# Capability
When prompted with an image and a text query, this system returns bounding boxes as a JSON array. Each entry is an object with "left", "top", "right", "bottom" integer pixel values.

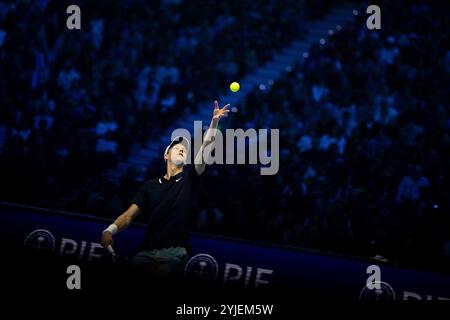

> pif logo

[
  {"left": 24, "top": 229, "right": 55, "bottom": 253},
  {"left": 184, "top": 253, "right": 273, "bottom": 288}
]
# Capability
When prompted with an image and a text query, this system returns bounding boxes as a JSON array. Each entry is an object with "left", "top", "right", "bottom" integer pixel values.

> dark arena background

[{"left": 1, "top": 0, "right": 450, "bottom": 314}]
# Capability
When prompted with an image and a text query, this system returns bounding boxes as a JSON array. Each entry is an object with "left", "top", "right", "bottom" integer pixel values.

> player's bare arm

[
  {"left": 194, "top": 100, "right": 230, "bottom": 175},
  {"left": 101, "top": 204, "right": 140, "bottom": 248}
]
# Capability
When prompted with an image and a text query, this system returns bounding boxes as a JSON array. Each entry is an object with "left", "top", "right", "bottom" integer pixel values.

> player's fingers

[
  {"left": 214, "top": 100, "right": 219, "bottom": 109},
  {"left": 222, "top": 104, "right": 230, "bottom": 110}
]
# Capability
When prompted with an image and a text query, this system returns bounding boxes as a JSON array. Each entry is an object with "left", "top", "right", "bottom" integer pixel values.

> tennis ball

[{"left": 230, "top": 82, "right": 240, "bottom": 92}]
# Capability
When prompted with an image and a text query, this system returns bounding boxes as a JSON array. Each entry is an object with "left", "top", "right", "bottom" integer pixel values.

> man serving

[{"left": 101, "top": 100, "right": 229, "bottom": 281}]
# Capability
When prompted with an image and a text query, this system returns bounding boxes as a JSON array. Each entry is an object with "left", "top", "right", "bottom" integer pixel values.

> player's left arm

[{"left": 194, "top": 100, "right": 230, "bottom": 175}]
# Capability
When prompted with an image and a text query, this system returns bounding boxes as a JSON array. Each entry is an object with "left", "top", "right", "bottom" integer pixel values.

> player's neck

[{"left": 164, "top": 163, "right": 183, "bottom": 180}]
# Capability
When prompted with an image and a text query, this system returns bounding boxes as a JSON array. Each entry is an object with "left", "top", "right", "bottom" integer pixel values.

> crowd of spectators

[
  {"left": 195, "top": 0, "right": 450, "bottom": 271},
  {"left": 0, "top": 0, "right": 334, "bottom": 211}
]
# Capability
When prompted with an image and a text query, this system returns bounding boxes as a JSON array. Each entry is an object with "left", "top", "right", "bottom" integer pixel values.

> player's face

[{"left": 169, "top": 144, "right": 187, "bottom": 166}]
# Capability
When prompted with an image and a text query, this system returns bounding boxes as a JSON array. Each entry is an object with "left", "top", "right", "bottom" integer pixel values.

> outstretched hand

[{"left": 212, "top": 100, "right": 230, "bottom": 120}]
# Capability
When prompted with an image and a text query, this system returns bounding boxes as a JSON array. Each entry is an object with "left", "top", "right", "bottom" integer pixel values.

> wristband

[{"left": 103, "top": 224, "right": 118, "bottom": 235}]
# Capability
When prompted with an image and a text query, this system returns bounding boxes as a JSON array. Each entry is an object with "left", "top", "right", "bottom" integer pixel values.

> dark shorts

[{"left": 131, "top": 247, "right": 188, "bottom": 283}]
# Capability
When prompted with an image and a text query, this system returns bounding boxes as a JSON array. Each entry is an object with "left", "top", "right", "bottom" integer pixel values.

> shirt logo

[{"left": 176, "top": 177, "right": 182, "bottom": 182}]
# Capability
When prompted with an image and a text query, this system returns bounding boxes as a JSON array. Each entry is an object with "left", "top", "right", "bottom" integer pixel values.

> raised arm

[{"left": 194, "top": 100, "right": 229, "bottom": 175}]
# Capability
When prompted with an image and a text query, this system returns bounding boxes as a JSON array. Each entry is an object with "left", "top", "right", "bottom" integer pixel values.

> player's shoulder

[
  {"left": 184, "top": 164, "right": 198, "bottom": 175},
  {"left": 185, "top": 164, "right": 207, "bottom": 177},
  {"left": 141, "top": 178, "right": 161, "bottom": 188}
]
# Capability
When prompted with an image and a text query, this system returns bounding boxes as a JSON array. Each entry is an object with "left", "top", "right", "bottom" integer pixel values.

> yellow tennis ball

[{"left": 230, "top": 82, "right": 240, "bottom": 92}]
